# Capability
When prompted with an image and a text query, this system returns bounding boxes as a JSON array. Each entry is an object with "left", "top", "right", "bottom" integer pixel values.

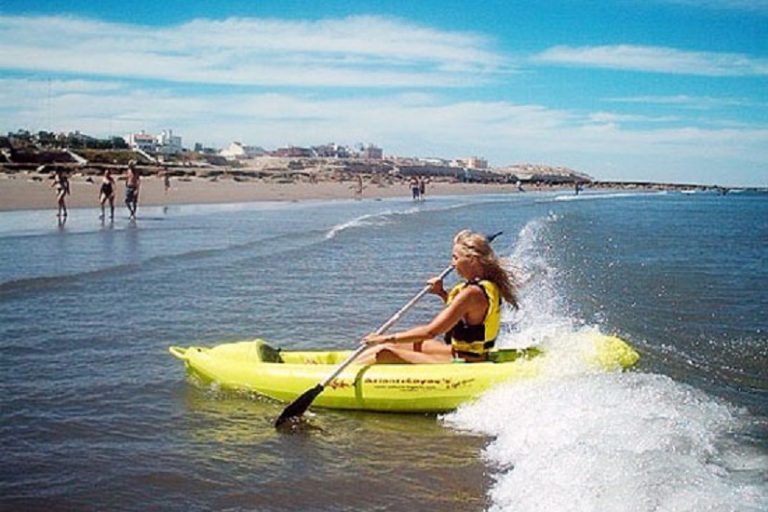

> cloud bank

[
  {"left": 535, "top": 45, "right": 768, "bottom": 77},
  {"left": 0, "top": 14, "right": 507, "bottom": 87}
]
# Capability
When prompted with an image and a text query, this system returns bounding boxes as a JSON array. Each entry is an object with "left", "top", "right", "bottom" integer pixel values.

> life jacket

[{"left": 445, "top": 279, "right": 502, "bottom": 357}]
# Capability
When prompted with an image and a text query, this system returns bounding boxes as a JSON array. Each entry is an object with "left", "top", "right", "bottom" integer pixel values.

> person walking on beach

[
  {"left": 357, "top": 229, "right": 519, "bottom": 364},
  {"left": 51, "top": 168, "right": 70, "bottom": 218},
  {"left": 125, "top": 160, "right": 140, "bottom": 219},
  {"left": 99, "top": 169, "right": 116, "bottom": 220},
  {"left": 163, "top": 171, "right": 171, "bottom": 195},
  {"left": 419, "top": 176, "right": 427, "bottom": 200}
]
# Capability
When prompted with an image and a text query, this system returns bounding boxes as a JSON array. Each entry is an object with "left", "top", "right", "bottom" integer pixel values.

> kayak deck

[{"left": 169, "top": 334, "right": 639, "bottom": 412}]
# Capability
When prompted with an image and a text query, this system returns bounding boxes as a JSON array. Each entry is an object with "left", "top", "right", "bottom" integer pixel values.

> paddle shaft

[{"left": 318, "top": 264, "right": 455, "bottom": 387}]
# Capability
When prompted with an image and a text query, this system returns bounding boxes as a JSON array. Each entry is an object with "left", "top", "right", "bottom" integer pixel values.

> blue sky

[{"left": 1, "top": 0, "right": 766, "bottom": 186}]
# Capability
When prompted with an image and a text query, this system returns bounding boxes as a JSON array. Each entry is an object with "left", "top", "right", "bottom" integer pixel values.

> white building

[
  {"left": 156, "top": 129, "right": 183, "bottom": 155},
  {"left": 220, "top": 142, "right": 265, "bottom": 160},
  {"left": 125, "top": 131, "right": 156, "bottom": 152}
]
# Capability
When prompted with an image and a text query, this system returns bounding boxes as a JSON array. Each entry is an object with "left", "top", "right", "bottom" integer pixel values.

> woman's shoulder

[{"left": 453, "top": 283, "right": 488, "bottom": 303}]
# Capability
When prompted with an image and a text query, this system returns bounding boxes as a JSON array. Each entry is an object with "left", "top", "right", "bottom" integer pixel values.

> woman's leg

[
  {"left": 419, "top": 338, "right": 453, "bottom": 356},
  {"left": 58, "top": 192, "right": 67, "bottom": 216},
  {"left": 356, "top": 339, "right": 452, "bottom": 365}
]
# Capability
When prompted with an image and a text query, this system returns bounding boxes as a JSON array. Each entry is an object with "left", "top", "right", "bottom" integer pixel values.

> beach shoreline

[{"left": 0, "top": 172, "right": 585, "bottom": 212}]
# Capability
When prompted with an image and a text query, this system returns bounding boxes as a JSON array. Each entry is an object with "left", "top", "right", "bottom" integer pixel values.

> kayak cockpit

[{"left": 169, "top": 339, "right": 543, "bottom": 366}]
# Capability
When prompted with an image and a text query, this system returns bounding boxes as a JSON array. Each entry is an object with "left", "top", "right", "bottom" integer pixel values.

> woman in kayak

[{"left": 358, "top": 229, "right": 519, "bottom": 364}]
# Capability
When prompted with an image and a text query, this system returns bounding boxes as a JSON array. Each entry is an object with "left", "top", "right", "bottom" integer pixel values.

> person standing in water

[
  {"left": 410, "top": 176, "right": 421, "bottom": 200},
  {"left": 51, "top": 168, "right": 70, "bottom": 218},
  {"left": 357, "top": 229, "right": 519, "bottom": 364},
  {"left": 125, "top": 160, "right": 140, "bottom": 219},
  {"left": 99, "top": 169, "right": 116, "bottom": 220}
]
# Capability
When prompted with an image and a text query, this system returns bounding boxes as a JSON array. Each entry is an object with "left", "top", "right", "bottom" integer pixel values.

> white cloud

[
  {"left": 535, "top": 45, "right": 768, "bottom": 76},
  {"left": 605, "top": 95, "right": 765, "bottom": 110},
  {"left": 589, "top": 112, "right": 679, "bottom": 123},
  {"left": 0, "top": 14, "right": 509, "bottom": 87}
]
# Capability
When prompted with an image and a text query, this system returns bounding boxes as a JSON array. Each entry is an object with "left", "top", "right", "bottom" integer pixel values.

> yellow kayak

[{"left": 169, "top": 334, "right": 639, "bottom": 413}]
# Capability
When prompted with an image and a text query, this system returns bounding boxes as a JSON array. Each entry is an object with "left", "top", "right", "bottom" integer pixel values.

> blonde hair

[{"left": 453, "top": 229, "right": 519, "bottom": 309}]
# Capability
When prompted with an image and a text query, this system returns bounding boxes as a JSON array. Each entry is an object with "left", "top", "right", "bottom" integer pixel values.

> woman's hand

[
  {"left": 361, "top": 332, "right": 389, "bottom": 347},
  {"left": 427, "top": 277, "right": 447, "bottom": 300}
]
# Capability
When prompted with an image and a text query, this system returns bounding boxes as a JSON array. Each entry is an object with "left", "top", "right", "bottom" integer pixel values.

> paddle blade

[{"left": 274, "top": 384, "right": 324, "bottom": 428}]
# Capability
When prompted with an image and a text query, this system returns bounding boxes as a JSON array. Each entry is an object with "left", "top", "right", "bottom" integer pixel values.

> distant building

[
  {"left": 125, "top": 131, "right": 156, "bottom": 152},
  {"left": 273, "top": 146, "right": 312, "bottom": 158},
  {"left": 420, "top": 157, "right": 450, "bottom": 166},
  {"left": 361, "top": 144, "right": 383, "bottom": 159},
  {"left": 463, "top": 157, "right": 488, "bottom": 169},
  {"left": 156, "top": 129, "right": 183, "bottom": 155},
  {"left": 194, "top": 142, "right": 218, "bottom": 154},
  {"left": 220, "top": 142, "right": 266, "bottom": 160},
  {"left": 313, "top": 143, "right": 349, "bottom": 158}
]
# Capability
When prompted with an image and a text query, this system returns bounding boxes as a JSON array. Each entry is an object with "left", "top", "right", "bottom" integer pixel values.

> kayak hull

[{"left": 169, "top": 334, "right": 639, "bottom": 413}]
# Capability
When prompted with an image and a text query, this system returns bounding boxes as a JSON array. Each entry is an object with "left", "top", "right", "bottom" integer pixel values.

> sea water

[{"left": 0, "top": 190, "right": 766, "bottom": 511}]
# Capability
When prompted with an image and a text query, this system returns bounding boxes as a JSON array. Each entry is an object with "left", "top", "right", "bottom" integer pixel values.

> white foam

[
  {"left": 323, "top": 200, "right": 475, "bottom": 239},
  {"left": 550, "top": 191, "right": 667, "bottom": 202},
  {"left": 445, "top": 213, "right": 768, "bottom": 511},
  {"left": 324, "top": 211, "right": 397, "bottom": 240},
  {"left": 325, "top": 207, "right": 428, "bottom": 239},
  {"left": 499, "top": 212, "right": 577, "bottom": 349},
  {"left": 444, "top": 371, "right": 767, "bottom": 511}
]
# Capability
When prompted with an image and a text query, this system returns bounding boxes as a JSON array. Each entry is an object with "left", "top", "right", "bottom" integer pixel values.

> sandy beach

[{"left": 0, "top": 172, "right": 546, "bottom": 211}]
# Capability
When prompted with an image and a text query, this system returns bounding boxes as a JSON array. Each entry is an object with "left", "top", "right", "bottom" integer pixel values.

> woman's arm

[{"left": 362, "top": 286, "right": 485, "bottom": 345}]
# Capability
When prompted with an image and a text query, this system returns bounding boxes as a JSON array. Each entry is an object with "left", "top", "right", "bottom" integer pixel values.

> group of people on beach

[
  {"left": 50, "top": 160, "right": 164, "bottom": 222},
  {"left": 409, "top": 176, "right": 428, "bottom": 201}
]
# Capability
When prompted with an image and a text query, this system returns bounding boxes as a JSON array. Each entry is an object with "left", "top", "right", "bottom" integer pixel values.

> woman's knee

[{"left": 375, "top": 346, "right": 408, "bottom": 363}]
